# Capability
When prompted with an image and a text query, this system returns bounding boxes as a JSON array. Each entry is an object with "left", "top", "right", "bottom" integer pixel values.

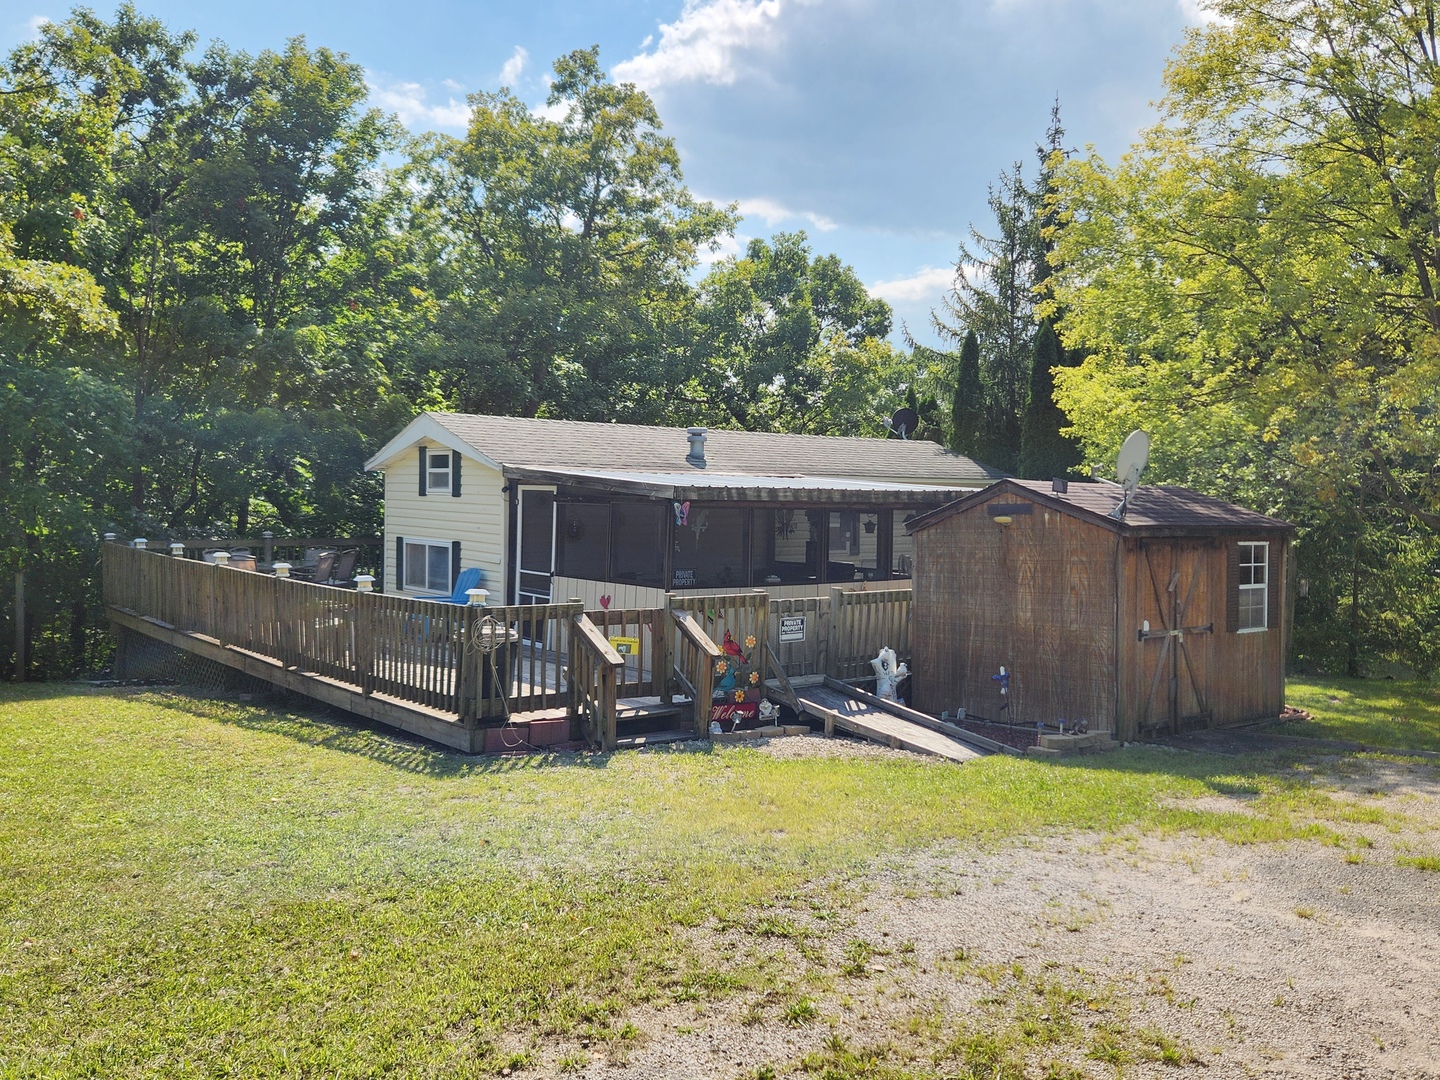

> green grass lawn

[
  {"left": 1284, "top": 676, "right": 1440, "bottom": 752},
  {"left": 0, "top": 679, "right": 1421, "bottom": 1077}
]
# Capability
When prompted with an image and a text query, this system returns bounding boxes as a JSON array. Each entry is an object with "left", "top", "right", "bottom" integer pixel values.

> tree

[
  {"left": 933, "top": 106, "right": 1070, "bottom": 472},
  {"left": 412, "top": 47, "right": 734, "bottom": 422},
  {"left": 692, "top": 231, "right": 906, "bottom": 435},
  {"left": 1048, "top": 0, "right": 1440, "bottom": 675},
  {"left": 1018, "top": 320, "right": 1083, "bottom": 479},
  {"left": 950, "top": 330, "right": 984, "bottom": 457}
]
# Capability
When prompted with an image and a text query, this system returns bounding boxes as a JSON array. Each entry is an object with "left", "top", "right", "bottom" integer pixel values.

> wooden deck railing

[
  {"left": 104, "top": 545, "right": 916, "bottom": 747},
  {"left": 670, "top": 610, "right": 721, "bottom": 735},
  {"left": 584, "top": 606, "right": 668, "bottom": 699},
  {"left": 829, "top": 585, "right": 912, "bottom": 681}
]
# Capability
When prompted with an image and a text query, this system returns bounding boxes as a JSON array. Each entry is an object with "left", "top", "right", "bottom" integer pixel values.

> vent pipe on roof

[{"left": 686, "top": 426, "right": 708, "bottom": 468}]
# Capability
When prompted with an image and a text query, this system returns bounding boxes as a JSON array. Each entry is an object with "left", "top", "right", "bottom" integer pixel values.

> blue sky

[{"left": 4, "top": 0, "right": 1210, "bottom": 347}]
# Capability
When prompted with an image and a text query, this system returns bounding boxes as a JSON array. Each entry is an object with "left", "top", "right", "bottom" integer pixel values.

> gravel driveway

[{"left": 547, "top": 753, "right": 1440, "bottom": 1079}]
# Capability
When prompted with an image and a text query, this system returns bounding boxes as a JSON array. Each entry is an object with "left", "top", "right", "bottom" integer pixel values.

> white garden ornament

[{"left": 870, "top": 646, "right": 909, "bottom": 702}]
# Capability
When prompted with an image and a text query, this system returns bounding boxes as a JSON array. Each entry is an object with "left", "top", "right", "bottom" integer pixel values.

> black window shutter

[
  {"left": 451, "top": 541, "right": 462, "bottom": 589},
  {"left": 396, "top": 536, "right": 405, "bottom": 590},
  {"left": 418, "top": 447, "right": 428, "bottom": 497},
  {"left": 451, "top": 453, "right": 462, "bottom": 497},
  {"left": 1266, "top": 541, "right": 1281, "bottom": 630},
  {"left": 1225, "top": 542, "right": 1241, "bottom": 633}
]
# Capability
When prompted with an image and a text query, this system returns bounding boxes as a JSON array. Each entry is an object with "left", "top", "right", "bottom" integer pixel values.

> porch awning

[{"left": 503, "top": 466, "right": 977, "bottom": 505}]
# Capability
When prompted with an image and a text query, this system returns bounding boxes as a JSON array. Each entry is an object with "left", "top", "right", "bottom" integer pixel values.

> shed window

[
  {"left": 1237, "top": 541, "right": 1268, "bottom": 631},
  {"left": 673, "top": 507, "right": 747, "bottom": 589},
  {"left": 425, "top": 451, "right": 452, "bottom": 494},
  {"left": 404, "top": 539, "right": 452, "bottom": 593}
]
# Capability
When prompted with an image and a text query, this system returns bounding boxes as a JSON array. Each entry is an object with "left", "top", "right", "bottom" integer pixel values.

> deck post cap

[
  {"left": 273, "top": 562, "right": 292, "bottom": 577},
  {"left": 466, "top": 588, "right": 489, "bottom": 606},
  {"left": 355, "top": 574, "right": 375, "bottom": 592}
]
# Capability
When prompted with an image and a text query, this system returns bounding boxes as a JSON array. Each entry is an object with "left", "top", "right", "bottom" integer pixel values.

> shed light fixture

[{"left": 992, "top": 515, "right": 1013, "bottom": 526}]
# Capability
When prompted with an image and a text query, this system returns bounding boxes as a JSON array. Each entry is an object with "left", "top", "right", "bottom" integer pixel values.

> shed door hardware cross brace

[{"left": 1139, "top": 548, "right": 1214, "bottom": 732}]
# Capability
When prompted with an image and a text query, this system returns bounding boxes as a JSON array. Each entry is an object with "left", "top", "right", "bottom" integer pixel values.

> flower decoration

[
  {"left": 745, "top": 635, "right": 757, "bottom": 649},
  {"left": 749, "top": 671, "right": 760, "bottom": 685},
  {"left": 716, "top": 659, "right": 728, "bottom": 674},
  {"left": 733, "top": 689, "right": 745, "bottom": 703}
]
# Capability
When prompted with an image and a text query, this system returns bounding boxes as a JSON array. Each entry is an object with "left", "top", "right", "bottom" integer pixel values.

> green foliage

[
  {"left": 1017, "top": 321, "right": 1082, "bottom": 479},
  {"left": 933, "top": 108, "right": 1070, "bottom": 472},
  {"left": 692, "top": 231, "right": 907, "bottom": 435},
  {"left": 409, "top": 46, "right": 734, "bottom": 422},
  {"left": 1048, "top": 0, "right": 1440, "bottom": 676}
]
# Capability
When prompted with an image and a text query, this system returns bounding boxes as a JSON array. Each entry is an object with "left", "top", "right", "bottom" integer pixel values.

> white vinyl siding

[
  {"left": 382, "top": 439, "right": 507, "bottom": 596},
  {"left": 1238, "top": 541, "right": 1268, "bottom": 631}
]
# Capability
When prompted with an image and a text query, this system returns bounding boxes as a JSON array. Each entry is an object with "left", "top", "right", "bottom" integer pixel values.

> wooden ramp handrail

[
  {"left": 670, "top": 609, "right": 722, "bottom": 736},
  {"left": 571, "top": 613, "right": 625, "bottom": 750}
]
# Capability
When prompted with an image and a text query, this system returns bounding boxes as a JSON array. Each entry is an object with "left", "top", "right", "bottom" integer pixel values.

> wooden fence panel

[
  {"left": 584, "top": 607, "right": 664, "bottom": 698},
  {"left": 768, "top": 595, "right": 830, "bottom": 678},
  {"left": 829, "top": 585, "right": 912, "bottom": 681}
]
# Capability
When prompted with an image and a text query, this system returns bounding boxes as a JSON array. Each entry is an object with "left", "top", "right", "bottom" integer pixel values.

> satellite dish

[
  {"left": 888, "top": 407, "right": 920, "bottom": 440},
  {"left": 1109, "top": 430, "right": 1150, "bottom": 519}
]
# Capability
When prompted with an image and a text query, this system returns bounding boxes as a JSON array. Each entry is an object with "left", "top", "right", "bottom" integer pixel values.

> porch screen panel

[
  {"left": 891, "top": 511, "right": 917, "bottom": 578},
  {"left": 557, "top": 502, "right": 610, "bottom": 580},
  {"left": 672, "top": 507, "right": 746, "bottom": 589},
  {"left": 751, "top": 509, "right": 823, "bottom": 586},
  {"left": 610, "top": 500, "right": 666, "bottom": 589}
]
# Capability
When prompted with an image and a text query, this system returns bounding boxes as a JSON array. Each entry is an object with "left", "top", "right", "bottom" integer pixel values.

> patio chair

[
  {"left": 290, "top": 551, "right": 335, "bottom": 583},
  {"left": 415, "top": 566, "right": 483, "bottom": 604},
  {"left": 325, "top": 548, "right": 359, "bottom": 586}
]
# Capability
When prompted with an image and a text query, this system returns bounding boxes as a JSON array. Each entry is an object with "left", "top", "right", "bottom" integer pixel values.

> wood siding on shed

[
  {"left": 910, "top": 491, "right": 1120, "bottom": 731},
  {"left": 381, "top": 440, "right": 508, "bottom": 596}
]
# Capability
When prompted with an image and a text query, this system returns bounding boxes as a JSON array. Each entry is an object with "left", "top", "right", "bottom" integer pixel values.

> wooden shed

[{"left": 906, "top": 479, "right": 1293, "bottom": 741}]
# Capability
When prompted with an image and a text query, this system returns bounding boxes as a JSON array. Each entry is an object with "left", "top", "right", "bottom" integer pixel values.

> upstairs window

[
  {"left": 1237, "top": 541, "right": 1268, "bottom": 631},
  {"left": 426, "top": 451, "right": 452, "bottom": 494}
]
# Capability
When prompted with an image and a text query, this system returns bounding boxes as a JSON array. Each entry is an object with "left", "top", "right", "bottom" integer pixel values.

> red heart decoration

[{"left": 599, "top": 594, "right": 611, "bottom": 609}]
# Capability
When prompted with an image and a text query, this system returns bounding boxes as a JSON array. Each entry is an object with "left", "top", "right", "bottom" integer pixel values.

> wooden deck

[{"left": 103, "top": 543, "right": 922, "bottom": 756}]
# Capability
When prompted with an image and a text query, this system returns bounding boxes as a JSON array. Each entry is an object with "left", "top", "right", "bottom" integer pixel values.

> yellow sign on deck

[{"left": 610, "top": 636, "right": 640, "bottom": 656}]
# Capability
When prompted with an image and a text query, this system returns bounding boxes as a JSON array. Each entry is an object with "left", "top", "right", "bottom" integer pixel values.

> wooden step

[
  {"left": 614, "top": 729, "right": 699, "bottom": 749},
  {"left": 616, "top": 701, "right": 689, "bottom": 738}
]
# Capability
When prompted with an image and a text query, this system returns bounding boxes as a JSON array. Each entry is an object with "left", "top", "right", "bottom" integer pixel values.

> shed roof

[
  {"left": 365, "top": 412, "right": 1005, "bottom": 486},
  {"left": 907, "top": 479, "right": 1294, "bottom": 536}
]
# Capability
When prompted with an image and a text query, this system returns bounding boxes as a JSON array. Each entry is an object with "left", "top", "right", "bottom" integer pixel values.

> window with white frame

[
  {"left": 425, "top": 451, "right": 452, "bottom": 494},
  {"left": 1238, "top": 541, "right": 1268, "bottom": 631},
  {"left": 404, "top": 539, "right": 451, "bottom": 593}
]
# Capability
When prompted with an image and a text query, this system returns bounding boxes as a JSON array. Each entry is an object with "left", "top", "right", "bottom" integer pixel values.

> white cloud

[
  {"left": 368, "top": 76, "right": 471, "bottom": 131},
  {"left": 499, "top": 46, "right": 529, "bottom": 87},
  {"left": 26, "top": 14, "right": 50, "bottom": 34},
  {"left": 735, "top": 196, "right": 837, "bottom": 232},
  {"left": 1177, "top": 0, "right": 1225, "bottom": 25},
  {"left": 868, "top": 265, "right": 957, "bottom": 304},
  {"left": 694, "top": 231, "right": 750, "bottom": 269},
  {"left": 613, "top": 0, "right": 785, "bottom": 90}
]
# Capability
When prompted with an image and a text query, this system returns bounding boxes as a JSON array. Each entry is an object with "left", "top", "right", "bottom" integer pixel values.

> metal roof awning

[{"left": 503, "top": 466, "right": 977, "bottom": 505}]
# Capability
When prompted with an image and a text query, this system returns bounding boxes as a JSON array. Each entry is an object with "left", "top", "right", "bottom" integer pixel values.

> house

[
  {"left": 363, "top": 413, "right": 1004, "bottom": 609},
  {"left": 906, "top": 479, "right": 1293, "bottom": 739}
]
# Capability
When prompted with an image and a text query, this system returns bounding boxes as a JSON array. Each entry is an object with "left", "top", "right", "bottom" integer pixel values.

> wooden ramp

[{"left": 792, "top": 678, "right": 997, "bottom": 763}]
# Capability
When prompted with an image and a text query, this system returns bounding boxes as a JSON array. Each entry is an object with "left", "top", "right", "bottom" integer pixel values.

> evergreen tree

[
  {"left": 950, "top": 330, "right": 985, "bottom": 459},
  {"left": 1018, "top": 320, "right": 1082, "bottom": 479}
]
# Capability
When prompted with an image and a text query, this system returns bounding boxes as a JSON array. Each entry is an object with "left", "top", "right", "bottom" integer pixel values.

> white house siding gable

[{"left": 382, "top": 439, "right": 508, "bottom": 597}]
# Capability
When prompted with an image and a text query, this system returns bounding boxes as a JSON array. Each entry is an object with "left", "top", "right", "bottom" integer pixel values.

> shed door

[{"left": 1136, "top": 542, "right": 1215, "bottom": 733}]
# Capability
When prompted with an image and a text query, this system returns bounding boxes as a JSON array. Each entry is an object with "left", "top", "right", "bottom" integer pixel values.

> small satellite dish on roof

[
  {"left": 887, "top": 407, "right": 920, "bottom": 440},
  {"left": 1109, "top": 429, "right": 1150, "bottom": 520}
]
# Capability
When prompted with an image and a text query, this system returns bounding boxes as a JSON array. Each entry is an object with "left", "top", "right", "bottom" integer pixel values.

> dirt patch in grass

[{"left": 564, "top": 759, "right": 1440, "bottom": 1079}]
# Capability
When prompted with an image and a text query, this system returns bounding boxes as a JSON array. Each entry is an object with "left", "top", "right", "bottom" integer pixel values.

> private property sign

[{"left": 779, "top": 616, "right": 806, "bottom": 643}]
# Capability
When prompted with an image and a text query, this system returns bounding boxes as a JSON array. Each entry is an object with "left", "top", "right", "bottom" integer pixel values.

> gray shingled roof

[
  {"left": 429, "top": 413, "right": 1005, "bottom": 485},
  {"left": 909, "top": 478, "right": 1293, "bottom": 535}
]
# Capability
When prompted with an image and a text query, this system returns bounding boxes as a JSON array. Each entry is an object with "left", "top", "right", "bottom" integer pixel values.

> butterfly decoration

[{"left": 674, "top": 500, "right": 690, "bottom": 526}]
